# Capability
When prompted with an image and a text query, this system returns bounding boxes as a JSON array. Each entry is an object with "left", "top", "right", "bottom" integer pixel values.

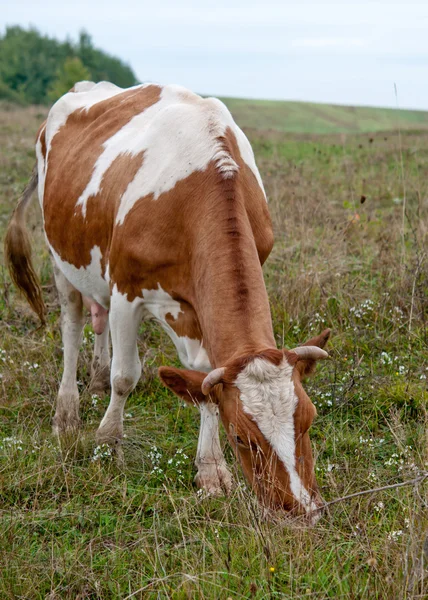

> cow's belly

[{"left": 50, "top": 244, "right": 110, "bottom": 309}]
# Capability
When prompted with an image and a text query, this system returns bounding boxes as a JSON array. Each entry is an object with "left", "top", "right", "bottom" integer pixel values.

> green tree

[
  {"left": 0, "top": 26, "right": 72, "bottom": 104},
  {"left": 47, "top": 57, "right": 91, "bottom": 102},
  {"left": 76, "top": 31, "right": 136, "bottom": 88},
  {"left": 0, "top": 26, "right": 138, "bottom": 105}
]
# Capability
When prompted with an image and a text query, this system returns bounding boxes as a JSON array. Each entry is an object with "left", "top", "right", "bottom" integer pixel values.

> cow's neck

[{"left": 191, "top": 176, "right": 276, "bottom": 367}]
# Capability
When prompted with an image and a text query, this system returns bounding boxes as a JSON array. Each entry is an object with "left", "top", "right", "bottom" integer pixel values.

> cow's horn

[
  {"left": 201, "top": 367, "right": 226, "bottom": 395},
  {"left": 290, "top": 346, "right": 329, "bottom": 360}
]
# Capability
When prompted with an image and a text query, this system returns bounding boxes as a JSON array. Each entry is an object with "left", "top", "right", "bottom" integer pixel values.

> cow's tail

[{"left": 4, "top": 166, "right": 46, "bottom": 324}]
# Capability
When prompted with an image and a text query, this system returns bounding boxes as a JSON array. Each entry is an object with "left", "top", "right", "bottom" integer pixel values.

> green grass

[
  {"left": 222, "top": 96, "right": 428, "bottom": 134},
  {"left": 0, "top": 104, "right": 427, "bottom": 599}
]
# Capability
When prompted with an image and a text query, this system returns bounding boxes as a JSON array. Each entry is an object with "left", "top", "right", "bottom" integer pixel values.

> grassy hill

[{"left": 221, "top": 96, "right": 428, "bottom": 134}]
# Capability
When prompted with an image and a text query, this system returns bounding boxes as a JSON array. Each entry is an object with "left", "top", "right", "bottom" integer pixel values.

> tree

[
  {"left": 47, "top": 57, "right": 91, "bottom": 102},
  {"left": 0, "top": 26, "right": 138, "bottom": 105}
]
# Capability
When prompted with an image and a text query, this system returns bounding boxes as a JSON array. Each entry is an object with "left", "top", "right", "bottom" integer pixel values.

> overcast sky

[{"left": 3, "top": 0, "right": 428, "bottom": 109}]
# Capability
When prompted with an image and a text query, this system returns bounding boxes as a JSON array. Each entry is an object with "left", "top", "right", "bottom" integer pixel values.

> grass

[
  {"left": 221, "top": 97, "right": 428, "bottom": 134},
  {"left": 0, "top": 103, "right": 427, "bottom": 599}
]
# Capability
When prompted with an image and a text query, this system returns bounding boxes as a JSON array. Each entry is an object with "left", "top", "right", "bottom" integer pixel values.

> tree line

[{"left": 0, "top": 26, "right": 138, "bottom": 104}]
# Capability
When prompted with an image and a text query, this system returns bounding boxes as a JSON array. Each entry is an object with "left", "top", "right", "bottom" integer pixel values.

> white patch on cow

[
  {"left": 142, "top": 283, "right": 183, "bottom": 320},
  {"left": 141, "top": 283, "right": 211, "bottom": 372},
  {"left": 35, "top": 126, "right": 47, "bottom": 215},
  {"left": 205, "top": 97, "right": 266, "bottom": 198},
  {"left": 74, "top": 84, "right": 187, "bottom": 218},
  {"left": 44, "top": 81, "right": 144, "bottom": 158},
  {"left": 50, "top": 245, "right": 110, "bottom": 308},
  {"left": 235, "top": 357, "right": 316, "bottom": 512},
  {"left": 47, "top": 81, "right": 261, "bottom": 221},
  {"left": 73, "top": 80, "right": 98, "bottom": 93},
  {"left": 171, "top": 334, "right": 211, "bottom": 372},
  {"left": 42, "top": 82, "right": 265, "bottom": 220},
  {"left": 105, "top": 262, "right": 110, "bottom": 286},
  {"left": 114, "top": 88, "right": 243, "bottom": 224},
  {"left": 232, "top": 124, "right": 267, "bottom": 198},
  {"left": 212, "top": 148, "right": 239, "bottom": 179}
]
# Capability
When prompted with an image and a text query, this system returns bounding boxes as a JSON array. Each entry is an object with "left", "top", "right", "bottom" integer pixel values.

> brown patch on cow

[
  {"left": 165, "top": 301, "right": 203, "bottom": 341},
  {"left": 36, "top": 121, "right": 47, "bottom": 160},
  {"left": 43, "top": 85, "right": 161, "bottom": 269},
  {"left": 44, "top": 150, "right": 145, "bottom": 271},
  {"left": 41, "top": 85, "right": 275, "bottom": 367},
  {"left": 108, "top": 159, "right": 275, "bottom": 365},
  {"left": 292, "top": 372, "right": 319, "bottom": 502},
  {"left": 223, "top": 127, "right": 274, "bottom": 264}
]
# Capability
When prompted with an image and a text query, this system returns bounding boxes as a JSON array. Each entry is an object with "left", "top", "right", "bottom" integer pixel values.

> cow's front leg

[
  {"left": 52, "top": 263, "right": 85, "bottom": 435},
  {"left": 96, "top": 293, "right": 143, "bottom": 447},
  {"left": 195, "top": 402, "right": 233, "bottom": 495}
]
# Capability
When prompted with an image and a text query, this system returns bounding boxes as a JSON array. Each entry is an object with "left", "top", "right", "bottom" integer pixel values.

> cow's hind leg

[
  {"left": 52, "top": 263, "right": 84, "bottom": 435},
  {"left": 90, "top": 322, "right": 111, "bottom": 394},
  {"left": 96, "top": 293, "right": 143, "bottom": 447}
]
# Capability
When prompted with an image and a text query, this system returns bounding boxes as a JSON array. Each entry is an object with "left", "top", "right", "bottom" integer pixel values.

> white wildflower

[
  {"left": 92, "top": 443, "right": 113, "bottom": 462},
  {"left": 380, "top": 352, "right": 392, "bottom": 366}
]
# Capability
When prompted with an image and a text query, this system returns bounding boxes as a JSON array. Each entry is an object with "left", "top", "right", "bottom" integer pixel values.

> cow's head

[{"left": 159, "top": 329, "right": 330, "bottom": 518}]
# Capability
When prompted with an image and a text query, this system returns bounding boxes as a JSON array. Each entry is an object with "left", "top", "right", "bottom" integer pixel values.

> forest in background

[{"left": 0, "top": 26, "right": 138, "bottom": 104}]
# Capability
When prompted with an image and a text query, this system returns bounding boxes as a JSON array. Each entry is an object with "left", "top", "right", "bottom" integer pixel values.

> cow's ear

[
  {"left": 302, "top": 328, "right": 331, "bottom": 349},
  {"left": 292, "top": 329, "right": 331, "bottom": 379},
  {"left": 158, "top": 367, "right": 218, "bottom": 405}
]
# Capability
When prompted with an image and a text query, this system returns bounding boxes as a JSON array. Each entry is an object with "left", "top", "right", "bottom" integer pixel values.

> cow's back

[{"left": 37, "top": 82, "right": 270, "bottom": 305}]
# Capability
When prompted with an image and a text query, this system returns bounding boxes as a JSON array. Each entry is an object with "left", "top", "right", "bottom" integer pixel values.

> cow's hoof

[
  {"left": 53, "top": 390, "right": 81, "bottom": 436},
  {"left": 95, "top": 425, "right": 125, "bottom": 467},
  {"left": 95, "top": 426, "right": 123, "bottom": 448},
  {"left": 52, "top": 412, "right": 81, "bottom": 438},
  {"left": 195, "top": 462, "right": 233, "bottom": 496}
]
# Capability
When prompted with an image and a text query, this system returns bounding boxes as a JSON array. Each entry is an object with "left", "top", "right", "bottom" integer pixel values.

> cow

[{"left": 5, "top": 81, "right": 330, "bottom": 518}]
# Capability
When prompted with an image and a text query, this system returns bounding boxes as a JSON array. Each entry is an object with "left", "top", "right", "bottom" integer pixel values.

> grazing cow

[{"left": 5, "top": 81, "right": 330, "bottom": 517}]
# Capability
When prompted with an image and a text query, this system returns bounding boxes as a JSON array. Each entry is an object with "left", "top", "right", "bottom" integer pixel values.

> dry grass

[{"left": 0, "top": 104, "right": 427, "bottom": 599}]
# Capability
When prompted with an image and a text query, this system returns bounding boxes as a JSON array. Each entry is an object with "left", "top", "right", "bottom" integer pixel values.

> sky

[{"left": 2, "top": 0, "right": 428, "bottom": 109}]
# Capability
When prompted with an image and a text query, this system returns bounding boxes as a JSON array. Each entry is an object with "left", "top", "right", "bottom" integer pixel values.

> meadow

[
  {"left": 221, "top": 97, "right": 428, "bottom": 134},
  {"left": 0, "top": 101, "right": 427, "bottom": 599}
]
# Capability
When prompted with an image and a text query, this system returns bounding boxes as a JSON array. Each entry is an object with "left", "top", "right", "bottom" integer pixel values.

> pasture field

[
  {"left": 0, "top": 103, "right": 427, "bottom": 599},
  {"left": 221, "top": 97, "right": 428, "bottom": 134}
]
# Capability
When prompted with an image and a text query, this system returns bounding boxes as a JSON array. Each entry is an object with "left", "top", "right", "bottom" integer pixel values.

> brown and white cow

[{"left": 5, "top": 81, "right": 330, "bottom": 517}]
